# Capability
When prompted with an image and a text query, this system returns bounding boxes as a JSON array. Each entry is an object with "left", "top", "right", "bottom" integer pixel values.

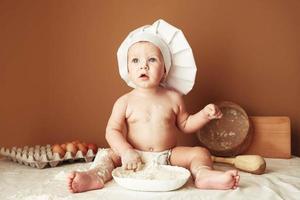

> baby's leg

[
  {"left": 170, "top": 146, "right": 239, "bottom": 190},
  {"left": 67, "top": 148, "right": 121, "bottom": 193}
]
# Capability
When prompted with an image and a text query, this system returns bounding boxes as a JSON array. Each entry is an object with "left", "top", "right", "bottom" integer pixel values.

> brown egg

[
  {"left": 87, "top": 143, "right": 98, "bottom": 154},
  {"left": 52, "top": 144, "right": 66, "bottom": 157},
  {"left": 71, "top": 140, "right": 81, "bottom": 146},
  {"left": 60, "top": 143, "right": 66, "bottom": 151},
  {"left": 66, "top": 142, "right": 78, "bottom": 156},
  {"left": 81, "top": 142, "right": 88, "bottom": 148},
  {"left": 77, "top": 143, "right": 88, "bottom": 155}
]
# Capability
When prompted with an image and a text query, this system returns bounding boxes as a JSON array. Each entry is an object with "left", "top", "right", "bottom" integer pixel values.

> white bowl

[{"left": 112, "top": 165, "right": 191, "bottom": 192}]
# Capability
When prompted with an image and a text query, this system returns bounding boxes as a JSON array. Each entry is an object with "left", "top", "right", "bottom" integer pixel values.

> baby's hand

[
  {"left": 203, "top": 104, "right": 223, "bottom": 120},
  {"left": 121, "top": 149, "right": 143, "bottom": 171}
]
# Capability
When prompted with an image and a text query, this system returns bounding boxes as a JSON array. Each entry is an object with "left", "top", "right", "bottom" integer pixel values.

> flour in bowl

[{"left": 113, "top": 164, "right": 188, "bottom": 180}]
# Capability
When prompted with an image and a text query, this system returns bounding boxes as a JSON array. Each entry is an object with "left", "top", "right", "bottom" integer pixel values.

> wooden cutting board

[{"left": 245, "top": 116, "right": 291, "bottom": 158}]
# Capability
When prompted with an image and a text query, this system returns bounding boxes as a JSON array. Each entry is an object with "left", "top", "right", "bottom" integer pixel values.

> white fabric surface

[{"left": 1, "top": 157, "right": 300, "bottom": 200}]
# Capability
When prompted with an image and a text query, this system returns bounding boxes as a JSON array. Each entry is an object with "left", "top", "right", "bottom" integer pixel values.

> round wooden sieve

[{"left": 197, "top": 101, "right": 252, "bottom": 157}]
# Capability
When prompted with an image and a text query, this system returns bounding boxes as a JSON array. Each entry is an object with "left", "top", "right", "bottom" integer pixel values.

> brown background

[{"left": 1, "top": 0, "right": 300, "bottom": 156}]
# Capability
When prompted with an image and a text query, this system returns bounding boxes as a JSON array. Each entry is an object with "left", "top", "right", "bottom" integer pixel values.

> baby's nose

[{"left": 139, "top": 63, "right": 149, "bottom": 70}]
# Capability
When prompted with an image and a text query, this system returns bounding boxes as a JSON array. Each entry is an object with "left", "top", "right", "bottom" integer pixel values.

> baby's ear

[{"left": 161, "top": 70, "right": 167, "bottom": 82}]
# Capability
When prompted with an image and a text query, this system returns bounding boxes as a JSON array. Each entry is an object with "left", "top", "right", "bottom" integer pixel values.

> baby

[{"left": 67, "top": 19, "right": 239, "bottom": 193}]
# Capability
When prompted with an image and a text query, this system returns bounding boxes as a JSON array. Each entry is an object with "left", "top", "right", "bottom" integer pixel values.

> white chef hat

[{"left": 117, "top": 19, "right": 197, "bottom": 95}]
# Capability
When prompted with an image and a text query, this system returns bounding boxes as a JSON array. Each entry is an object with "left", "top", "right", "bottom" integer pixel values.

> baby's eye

[
  {"left": 131, "top": 58, "right": 139, "bottom": 63},
  {"left": 148, "top": 57, "right": 157, "bottom": 62}
]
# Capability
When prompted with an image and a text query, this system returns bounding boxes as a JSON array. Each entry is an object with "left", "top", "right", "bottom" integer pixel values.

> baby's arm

[
  {"left": 105, "top": 96, "right": 132, "bottom": 155},
  {"left": 105, "top": 95, "right": 142, "bottom": 170},
  {"left": 175, "top": 94, "right": 222, "bottom": 133}
]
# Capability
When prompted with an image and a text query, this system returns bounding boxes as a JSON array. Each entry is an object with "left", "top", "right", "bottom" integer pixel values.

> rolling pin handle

[{"left": 211, "top": 156, "right": 235, "bottom": 165}]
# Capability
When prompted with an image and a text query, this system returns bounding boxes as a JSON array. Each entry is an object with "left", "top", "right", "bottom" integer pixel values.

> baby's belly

[{"left": 127, "top": 126, "right": 178, "bottom": 152}]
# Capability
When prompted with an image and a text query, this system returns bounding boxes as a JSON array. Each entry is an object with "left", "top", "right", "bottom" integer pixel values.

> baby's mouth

[{"left": 139, "top": 73, "right": 149, "bottom": 79}]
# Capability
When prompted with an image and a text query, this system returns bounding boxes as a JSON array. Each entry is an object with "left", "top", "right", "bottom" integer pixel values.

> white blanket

[{"left": 1, "top": 157, "right": 300, "bottom": 200}]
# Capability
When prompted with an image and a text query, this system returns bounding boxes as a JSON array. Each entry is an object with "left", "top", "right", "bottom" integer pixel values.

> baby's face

[{"left": 127, "top": 42, "right": 165, "bottom": 89}]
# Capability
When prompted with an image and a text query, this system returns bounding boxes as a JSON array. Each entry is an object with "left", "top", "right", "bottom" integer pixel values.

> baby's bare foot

[
  {"left": 195, "top": 169, "right": 239, "bottom": 190},
  {"left": 67, "top": 171, "right": 104, "bottom": 193}
]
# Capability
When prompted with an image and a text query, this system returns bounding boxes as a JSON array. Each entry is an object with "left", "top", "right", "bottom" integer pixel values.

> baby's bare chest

[{"left": 127, "top": 101, "right": 176, "bottom": 123}]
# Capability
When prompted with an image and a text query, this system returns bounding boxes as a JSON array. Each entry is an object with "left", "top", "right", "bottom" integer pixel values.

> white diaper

[{"left": 136, "top": 150, "right": 172, "bottom": 166}]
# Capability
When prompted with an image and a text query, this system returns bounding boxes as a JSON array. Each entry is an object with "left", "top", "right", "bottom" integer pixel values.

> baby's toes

[
  {"left": 67, "top": 172, "right": 75, "bottom": 186},
  {"left": 68, "top": 185, "right": 75, "bottom": 193},
  {"left": 71, "top": 179, "right": 80, "bottom": 193},
  {"left": 235, "top": 175, "right": 240, "bottom": 184},
  {"left": 232, "top": 175, "right": 240, "bottom": 189},
  {"left": 68, "top": 171, "right": 76, "bottom": 180},
  {"left": 68, "top": 181, "right": 75, "bottom": 192},
  {"left": 67, "top": 172, "right": 78, "bottom": 192}
]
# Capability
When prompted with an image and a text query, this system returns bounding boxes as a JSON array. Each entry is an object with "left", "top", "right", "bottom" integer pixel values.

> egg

[
  {"left": 81, "top": 142, "right": 88, "bottom": 148},
  {"left": 77, "top": 143, "right": 88, "bottom": 155},
  {"left": 87, "top": 143, "right": 98, "bottom": 154},
  {"left": 52, "top": 144, "right": 66, "bottom": 157},
  {"left": 60, "top": 143, "right": 66, "bottom": 151},
  {"left": 71, "top": 140, "right": 81, "bottom": 146},
  {"left": 66, "top": 142, "right": 78, "bottom": 156}
]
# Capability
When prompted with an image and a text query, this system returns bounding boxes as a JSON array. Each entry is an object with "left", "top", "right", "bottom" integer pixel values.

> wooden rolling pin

[{"left": 211, "top": 155, "right": 266, "bottom": 175}]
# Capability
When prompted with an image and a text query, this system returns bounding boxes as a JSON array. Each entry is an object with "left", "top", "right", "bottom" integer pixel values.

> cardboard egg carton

[{"left": 0, "top": 145, "right": 97, "bottom": 169}]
